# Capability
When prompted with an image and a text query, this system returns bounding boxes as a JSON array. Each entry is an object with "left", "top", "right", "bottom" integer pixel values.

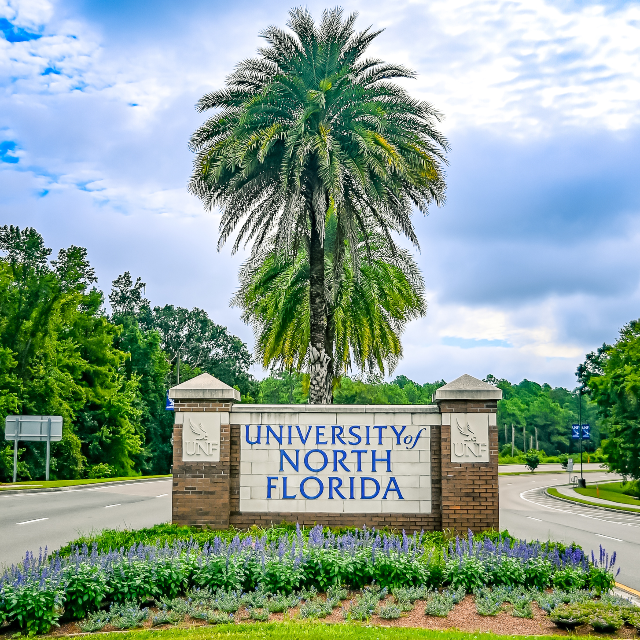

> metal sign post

[{"left": 5, "top": 416, "right": 63, "bottom": 482}]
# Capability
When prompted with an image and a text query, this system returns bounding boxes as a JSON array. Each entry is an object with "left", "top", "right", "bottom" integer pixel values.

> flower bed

[{"left": 0, "top": 527, "right": 626, "bottom": 635}]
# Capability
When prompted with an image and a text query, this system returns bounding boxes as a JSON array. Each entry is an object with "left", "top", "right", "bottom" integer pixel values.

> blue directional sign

[
  {"left": 572, "top": 424, "right": 589, "bottom": 439},
  {"left": 165, "top": 393, "right": 174, "bottom": 411}
]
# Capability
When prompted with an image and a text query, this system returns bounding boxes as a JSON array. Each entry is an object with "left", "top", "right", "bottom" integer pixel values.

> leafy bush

[
  {"left": 588, "top": 545, "right": 620, "bottom": 594},
  {"left": 344, "top": 587, "right": 387, "bottom": 621},
  {"left": 87, "top": 463, "right": 116, "bottom": 479},
  {"left": 299, "top": 597, "right": 333, "bottom": 619},
  {"left": 249, "top": 607, "right": 270, "bottom": 621},
  {"left": 524, "top": 450, "right": 541, "bottom": 472},
  {"left": 444, "top": 556, "right": 486, "bottom": 591},
  {"left": 475, "top": 588, "right": 505, "bottom": 616},
  {"left": 378, "top": 603, "right": 402, "bottom": 619},
  {"left": 108, "top": 602, "right": 149, "bottom": 629},
  {"left": 62, "top": 562, "right": 107, "bottom": 620},
  {"left": 588, "top": 610, "right": 625, "bottom": 632},
  {"left": 207, "top": 611, "right": 234, "bottom": 624},
  {"left": 424, "top": 587, "right": 464, "bottom": 618},
  {"left": 79, "top": 610, "right": 110, "bottom": 632},
  {"left": 2, "top": 584, "right": 62, "bottom": 634},
  {"left": 550, "top": 603, "right": 586, "bottom": 629},
  {"left": 490, "top": 557, "right": 525, "bottom": 587},
  {"left": 552, "top": 566, "right": 587, "bottom": 591}
]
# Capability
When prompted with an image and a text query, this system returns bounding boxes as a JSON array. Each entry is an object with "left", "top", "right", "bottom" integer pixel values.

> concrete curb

[
  {"left": 0, "top": 477, "right": 171, "bottom": 496},
  {"left": 544, "top": 487, "right": 640, "bottom": 516}
]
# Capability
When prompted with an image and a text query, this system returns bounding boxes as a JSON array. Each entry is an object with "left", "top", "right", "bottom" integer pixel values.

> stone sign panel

[
  {"left": 236, "top": 411, "right": 434, "bottom": 514},
  {"left": 449, "top": 413, "right": 490, "bottom": 463},
  {"left": 178, "top": 411, "right": 223, "bottom": 462},
  {"left": 169, "top": 372, "right": 501, "bottom": 532}
]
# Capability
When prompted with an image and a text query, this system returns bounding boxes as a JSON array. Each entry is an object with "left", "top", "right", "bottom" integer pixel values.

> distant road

[
  {"left": 0, "top": 479, "right": 171, "bottom": 568},
  {"left": 500, "top": 471, "right": 640, "bottom": 591}
]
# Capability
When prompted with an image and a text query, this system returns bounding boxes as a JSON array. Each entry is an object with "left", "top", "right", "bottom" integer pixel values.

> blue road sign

[
  {"left": 572, "top": 424, "right": 589, "bottom": 439},
  {"left": 165, "top": 393, "right": 174, "bottom": 411}
]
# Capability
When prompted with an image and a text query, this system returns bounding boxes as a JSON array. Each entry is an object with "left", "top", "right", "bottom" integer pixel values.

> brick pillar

[
  {"left": 434, "top": 375, "right": 501, "bottom": 533},
  {"left": 169, "top": 373, "right": 240, "bottom": 527}
]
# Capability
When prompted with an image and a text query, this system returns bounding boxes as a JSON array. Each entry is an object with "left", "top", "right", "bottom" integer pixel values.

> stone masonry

[{"left": 171, "top": 373, "right": 501, "bottom": 533}]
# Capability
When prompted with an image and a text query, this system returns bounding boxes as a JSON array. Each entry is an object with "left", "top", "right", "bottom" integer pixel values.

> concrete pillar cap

[
  {"left": 169, "top": 372, "right": 241, "bottom": 401},
  {"left": 433, "top": 374, "right": 502, "bottom": 402}
]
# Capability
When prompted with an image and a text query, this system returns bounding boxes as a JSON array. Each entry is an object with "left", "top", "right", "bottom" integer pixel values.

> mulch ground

[{"left": 2, "top": 595, "right": 639, "bottom": 638}]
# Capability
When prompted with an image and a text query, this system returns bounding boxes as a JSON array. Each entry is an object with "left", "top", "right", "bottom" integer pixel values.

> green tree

[
  {"left": 579, "top": 320, "right": 640, "bottom": 480},
  {"left": 189, "top": 7, "right": 448, "bottom": 403},
  {"left": 0, "top": 227, "right": 143, "bottom": 479},
  {"left": 233, "top": 213, "right": 426, "bottom": 384}
]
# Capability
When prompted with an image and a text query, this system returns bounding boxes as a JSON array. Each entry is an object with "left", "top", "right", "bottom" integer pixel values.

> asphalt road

[
  {"left": 2, "top": 474, "right": 639, "bottom": 593},
  {"left": 0, "top": 479, "right": 172, "bottom": 568},
  {"left": 500, "top": 471, "right": 640, "bottom": 591}
]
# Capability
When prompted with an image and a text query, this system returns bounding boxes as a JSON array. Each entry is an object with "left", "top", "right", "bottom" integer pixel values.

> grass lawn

[
  {"left": 575, "top": 480, "right": 640, "bottom": 506},
  {"left": 547, "top": 486, "right": 640, "bottom": 512},
  {"left": 0, "top": 475, "right": 170, "bottom": 490},
  {"left": 76, "top": 623, "right": 599, "bottom": 640}
]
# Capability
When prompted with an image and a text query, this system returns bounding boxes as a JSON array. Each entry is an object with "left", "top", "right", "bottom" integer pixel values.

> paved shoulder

[{"left": 521, "top": 486, "right": 640, "bottom": 528}]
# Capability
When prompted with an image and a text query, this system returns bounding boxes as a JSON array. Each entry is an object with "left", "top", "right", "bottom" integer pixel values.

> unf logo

[
  {"left": 450, "top": 414, "right": 489, "bottom": 462},
  {"left": 181, "top": 412, "right": 222, "bottom": 462}
]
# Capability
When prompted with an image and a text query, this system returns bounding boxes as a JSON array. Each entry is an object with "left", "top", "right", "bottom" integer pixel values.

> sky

[{"left": 1, "top": 0, "right": 639, "bottom": 388}]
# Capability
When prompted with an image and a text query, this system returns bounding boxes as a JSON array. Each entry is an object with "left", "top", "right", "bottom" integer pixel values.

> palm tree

[
  {"left": 232, "top": 213, "right": 427, "bottom": 393},
  {"left": 189, "top": 7, "right": 448, "bottom": 403}
]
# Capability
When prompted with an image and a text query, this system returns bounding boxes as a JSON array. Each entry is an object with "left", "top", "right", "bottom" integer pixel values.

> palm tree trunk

[{"left": 308, "top": 197, "right": 332, "bottom": 404}]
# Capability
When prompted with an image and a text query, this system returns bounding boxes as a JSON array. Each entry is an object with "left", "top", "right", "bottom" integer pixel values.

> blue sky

[{"left": 1, "top": 0, "right": 639, "bottom": 388}]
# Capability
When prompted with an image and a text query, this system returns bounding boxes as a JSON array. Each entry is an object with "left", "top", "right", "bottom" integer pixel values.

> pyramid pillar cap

[
  {"left": 433, "top": 374, "right": 502, "bottom": 402},
  {"left": 168, "top": 372, "right": 241, "bottom": 402}
]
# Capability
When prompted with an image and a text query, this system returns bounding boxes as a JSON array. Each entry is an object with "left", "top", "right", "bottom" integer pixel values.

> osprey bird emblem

[
  {"left": 456, "top": 419, "right": 476, "bottom": 441},
  {"left": 188, "top": 419, "right": 208, "bottom": 441}
]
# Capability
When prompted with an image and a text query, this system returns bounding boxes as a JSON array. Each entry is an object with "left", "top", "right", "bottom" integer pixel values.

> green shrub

[
  {"left": 62, "top": 563, "right": 107, "bottom": 620},
  {"left": 588, "top": 565, "right": 616, "bottom": 595},
  {"left": 588, "top": 610, "right": 625, "bottom": 632},
  {"left": 79, "top": 610, "right": 110, "bottom": 632},
  {"left": 551, "top": 566, "right": 587, "bottom": 591},
  {"left": 524, "top": 558, "right": 553, "bottom": 589},
  {"left": 249, "top": 608, "right": 270, "bottom": 621},
  {"left": 378, "top": 603, "right": 402, "bottom": 619},
  {"left": 491, "top": 557, "right": 525, "bottom": 587},
  {"left": 444, "top": 556, "right": 486, "bottom": 591},
  {"left": 108, "top": 602, "right": 150, "bottom": 629},
  {"left": 207, "top": 611, "right": 235, "bottom": 624},
  {"left": 299, "top": 597, "right": 333, "bottom": 619},
  {"left": 87, "top": 463, "right": 116, "bottom": 479},
  {"left": 2, "top": 584, "right": 62, "bottom": 634}
]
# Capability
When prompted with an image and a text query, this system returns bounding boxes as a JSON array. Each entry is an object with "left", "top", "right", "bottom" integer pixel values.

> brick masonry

[{"left": 172, "top": 400, "right": 498, "bottom": 533}]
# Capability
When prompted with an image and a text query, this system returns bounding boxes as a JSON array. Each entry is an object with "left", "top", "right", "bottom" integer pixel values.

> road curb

[
  {"left": 0, "top": 477, "right": 171, "bottom": 496},
  {"left": 544, "top": 487, "right": 640, "bottom": 516}
]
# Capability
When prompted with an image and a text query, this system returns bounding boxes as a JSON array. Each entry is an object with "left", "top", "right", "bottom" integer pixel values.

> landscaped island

[{"left": 0, "top": 525, "right": 636, "bottom": 637}]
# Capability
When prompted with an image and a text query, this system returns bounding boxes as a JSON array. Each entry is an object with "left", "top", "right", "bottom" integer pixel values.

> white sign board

[
  {"left": 567, "top": 458, "right": 574, "bottom": 472},
  {"left": 5, "top": 416, "right": 63, "bottom": 442},
  {"left": 450, "top": 413, "right": 490, "bottom": 463},
  {"left": 239, "top": 416, "right": 432, "bottom": 514},
  {"left": 179, "top": 412, "right": 222, "bottom": 462}
]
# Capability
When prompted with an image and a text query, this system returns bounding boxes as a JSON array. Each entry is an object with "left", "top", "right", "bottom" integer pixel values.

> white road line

[
  {"left": 597, "top": 534, "right": 623, "bottom": 542},
  {"left": 527, "top": 517, "right": 542, "bottom": 521},
  {"left": 156, "top": 494, "right": 168, "bottom": 498},
  {"left": 16, "top": 517, "right": 48, "bottom": 525},
  {"left": 104, "top": 504, "right": 121, "bottom": 508}
]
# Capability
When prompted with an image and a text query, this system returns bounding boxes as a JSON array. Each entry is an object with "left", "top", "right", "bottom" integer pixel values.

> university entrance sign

[{"left": 169, "top": 373, "right": 501, "bottom": 532}]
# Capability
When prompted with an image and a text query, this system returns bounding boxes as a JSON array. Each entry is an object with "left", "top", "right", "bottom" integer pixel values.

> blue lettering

[
  {"left": 408, "top": 428, "right": 426, "bottom": 450},
  {"left": 333, "top": 449, "right": 350, "bottom": 472},
  {"left": 351, "top": 449, "right": 367, "bottom": 472},
  {"left": 304, "top": 449, "right": 328, "bottom": 473},
  {"left": 329, "top": 477, "right": 346, "bottom": 499},
  {"left": 300, "top": 476, "right": 323, "bottom": 499},
  {"left": 390, "top": 425, "right": 406, "bottom": 445},
  {"left": 296, "top": 425, "right": 313, "bottom": 444},
  {"left": 348, "top": 425, "right": 361, "bottom": 445},
  {"left": 383, "top": 477, "right": 404, "bottom": 499},
  {"left": 373, "top": 425, "right": 387, "bottom": 444},
  {"left": 280, "top": 449, "right": 299, "bottom": 472},
  {"left": 361, "top": 477, "right": 380, "bottom": 499},
  {"left": 266, "top": 425, "right": 283, "bottom": 445},
  {"left": 266, "top": 476, "right": 278, "bottom": 498},
  {"left": 287, "top": 425, "right": 292, "bottom": 445},
  {"left": 316, "top": 425, "right": 328, "bottom": 445},
  {"left": 349, "top": 476, "right": 355, "bottom": 499},
  {"left": 371, "top": 449, "right": 392, "bottom": 472},
  {"left": 246, "top": 425, "right": 261, "bottom": 445},
  {"left": 366, "top": 425, "right": 371, "bottom": 445},
  {"left": 282, "top": 476, "right": 297, "bottom": 499},
  {"left": 332, "top": 425, "right": 346, "bottom": 445}
]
